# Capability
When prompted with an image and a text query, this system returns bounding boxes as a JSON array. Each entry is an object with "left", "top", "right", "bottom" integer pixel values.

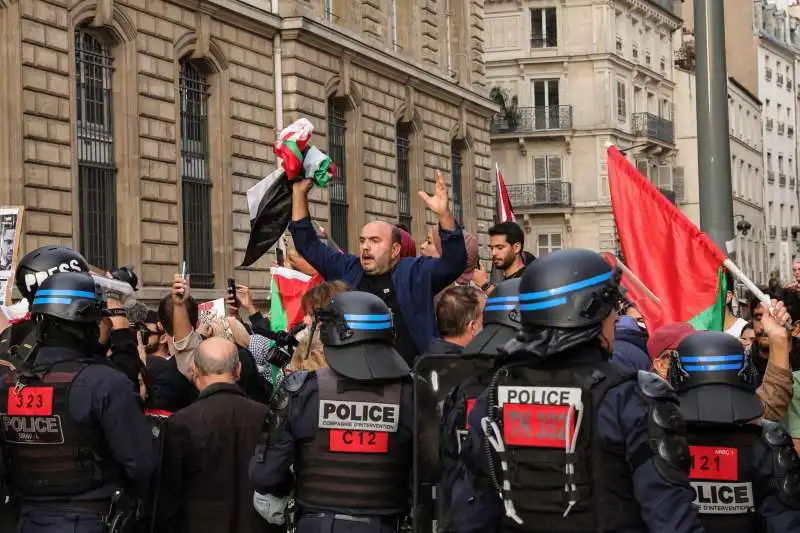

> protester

[
  {"left": 158, "top": 337, "right": 275, "bottom": 533},
  {"left": 288, "top": 171, "right": 467, "bottom": 364},
  {"left": 423, "top": 229, "right": 480, "bottom": 284},
  {"left": 610, "top": 302, "right": 650, "bottom": 372},
  {"left": 397, "top": 224, "right": 418, "bottom": 258},
  {"left": 740, "top": 321, "right": 756, "bottom": 350},
  {"left": 471, "top": 221, "right": 527, "bottom": 293},
  {"left": 785, "top": 259, "right": 800, "bottom": 291},
  {"left": 723, "top": 270, "right": 749, "bottom": 337}
]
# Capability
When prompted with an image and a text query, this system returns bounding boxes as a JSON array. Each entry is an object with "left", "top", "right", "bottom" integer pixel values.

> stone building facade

[{"left": 0, "top": 0, "right": 495, "bottom": 302}]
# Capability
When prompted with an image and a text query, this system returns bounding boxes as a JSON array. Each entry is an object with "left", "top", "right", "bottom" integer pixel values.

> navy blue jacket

[
  {"left": 288, "top": 216, "right": 467, "bottom": 355},
  {"left": 611, "top": 317, "right": 651, "bottom": 373},
  {"left": 449, "top": 378, "right": 703, "bottom": 533},
  {"left": 33, "top": 347, "right": 155, "bottom": 499}
]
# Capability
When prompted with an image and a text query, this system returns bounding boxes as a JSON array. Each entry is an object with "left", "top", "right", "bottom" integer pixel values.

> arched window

[
  {"left": 76, "top": 27, "right": 117, "bottom": 269},
  {"left": 179, "top": 56, "right": 213, "bottom": 288},
  {"left": 396, "top": 122, "right": 412, "bottom": 229},
  {"left": 328, "top": 99, "right": 349, "bottom": 252},
  {"left": 450, "top": 140, "right": 464, "bottom": 223}
]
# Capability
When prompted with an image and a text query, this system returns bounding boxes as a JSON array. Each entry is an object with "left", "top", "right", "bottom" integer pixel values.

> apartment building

[
  {"left": 674, "top": 69, "right": 767, "bottom": 285},
  {"left": 485, "top": 0, "right": 680, "bottom": 257},
  {"left": 0, "top": 0, "right": 494, "bottom": 300}
]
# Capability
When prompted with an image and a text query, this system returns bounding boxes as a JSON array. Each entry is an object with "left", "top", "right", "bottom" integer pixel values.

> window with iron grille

[
  {"left": 451, "top": 141, "right": 464, "bottom": 223},
  {"left": 179, "top": 57, "right": 214, "bottom": 288},
  {"left": 328, "top": 99, "right": 349, "bottom": 252},
  {"left": 396, "top": 122, "right": 412, "bottom": 230},
  {"left": 76, "top": 27, "right": 117, "bottom": 270}
]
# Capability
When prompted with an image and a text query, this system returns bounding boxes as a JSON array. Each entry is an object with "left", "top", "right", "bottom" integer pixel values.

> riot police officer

[
  {"left": 249, "top": 290, "right": 439, "bottom": 533},
  {"left": 436, "top": 279, "right": 521, "bottom": 530},
  {"left": 0, "top": 245, "right": 90, "bottom": 369},
  {"left": 670, "top": 330, "right": 800, "bottom": 532},
  {"left": 0, "top": 272, "right": 154, "bottom": 533},
  {"left": 450, "top": 248, "right": 702, "bottom": 533}
]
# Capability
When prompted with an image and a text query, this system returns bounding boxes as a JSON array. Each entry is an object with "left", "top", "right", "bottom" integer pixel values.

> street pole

[{"left": 694, "top": 0, "right": 734, "bottom": 254}]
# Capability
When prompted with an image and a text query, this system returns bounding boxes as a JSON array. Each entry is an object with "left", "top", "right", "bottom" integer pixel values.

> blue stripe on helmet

[
  {"left": 681, "top": 354, "right": 744, "bottom": 364},
  {"left": 486, "top": 296, "right": 519, "bottom": 304},
  {"left": 346, "top": 320, "right": 393, "bottom": 330},
  {"left": 343, "top": 313, "right": 392, "bottom": 322},
  {"left": 684, "top": 363, "right": 743, "bottom": 372},
  {"left": 37, "top": 289, "right": 96, "bottom": 300},
  {"left": 485, "top": 304, "right": 516, "bottom": 312},
  {"left": 519, "top": 297, "right": 568, "bottom": 311},
  {"left": 519, "top": 272, "right": 613, "bottom": 302},
  {"left": 32, "top": 297, "right": 73, "bottom": 305}
]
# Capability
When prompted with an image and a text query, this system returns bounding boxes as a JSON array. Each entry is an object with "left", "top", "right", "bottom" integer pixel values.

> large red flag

[
  {"left": 496, "top": 164, "right": 516, "bottom": 223},
  {"left": 607, "top": 146, "right": 727, "bottom": 332}
]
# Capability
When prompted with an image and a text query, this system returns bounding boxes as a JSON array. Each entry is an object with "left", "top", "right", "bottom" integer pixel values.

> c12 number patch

[{"left": 329, "top": 430, "right": 389, "bottom": 453}]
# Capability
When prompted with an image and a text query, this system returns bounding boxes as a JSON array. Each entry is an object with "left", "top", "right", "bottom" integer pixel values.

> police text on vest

[
  {"left": 691, "top": 481, "right": 754, "bottom": 514},
  {"left": 498, "top": 386, "right": 582, "bottom": 407},
  {"left": 319, "top": 400, "right": 400, "bottom": 433},
  {"left": 2, "top": 414, "right": 65, "bottom": 444}
]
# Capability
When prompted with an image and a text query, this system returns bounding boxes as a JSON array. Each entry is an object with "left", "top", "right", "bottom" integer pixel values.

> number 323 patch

[
  {"left": 329, "top": 430, "right": 389, "bottom": 453},
  {"left": 8, "top": 387, "right": 54, "bottom": 416}
]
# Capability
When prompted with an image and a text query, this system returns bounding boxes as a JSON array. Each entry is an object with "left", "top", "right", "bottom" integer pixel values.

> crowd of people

[{"left": 2, "top": 170, "right": 800, "bottom": 533}]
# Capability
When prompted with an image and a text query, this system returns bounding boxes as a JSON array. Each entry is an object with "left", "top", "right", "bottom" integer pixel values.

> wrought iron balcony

[
  {"left": 768, "top": 170, "right": 776, "bottom": 183},
  {"left": 632, "top": 112, "right": 674, "bottom": 143},
  {"left": 780, "top": 173, "right": 787, "bottom": 187},
  {"left": 490, "top": 106, "right": 573, "bottom": 135},
  {"left": 506, "top": 182, "right": 572, "bottom": 208}
]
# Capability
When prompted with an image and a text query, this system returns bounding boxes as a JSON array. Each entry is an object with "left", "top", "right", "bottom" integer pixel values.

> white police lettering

[
  {"left": 318, "top": 400, "right": 400, "bottom": 432},
  {"left": 24, "top": 260, "right": 84, "bottom": 292},
  {"left": 498, "top": 386, "right": 582, "bottom": 406},
  {"left": 1, "top": 414, "right": 65, "bottom": 444},
  {"left": 691, "top": 481, "right": 754, "bottom": 514}
]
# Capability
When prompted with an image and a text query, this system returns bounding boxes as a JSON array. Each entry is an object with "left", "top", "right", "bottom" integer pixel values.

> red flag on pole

[
  {"left": 607, "top": 146, "right": 727, "bottom": 332},
  {"left": 496, "top": 164, "right": 516, "bottom": 223}
]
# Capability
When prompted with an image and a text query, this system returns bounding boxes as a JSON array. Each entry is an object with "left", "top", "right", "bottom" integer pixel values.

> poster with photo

[{"left": 0, "top": 207, "right": 24, "bottom": 305}]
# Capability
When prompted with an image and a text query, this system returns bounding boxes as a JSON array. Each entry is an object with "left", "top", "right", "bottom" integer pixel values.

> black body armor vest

[
  {"left": 0, "top": 358, "right": 123, "bottom": 498},
  {"left": 686, "top": 424, "right": 761, "bottom": 533},
  {"left": 295, "top": 368, "right": 410, "bottom": 513},
  {"left": 486, "top": 359, "right": 643, "bottom": 533}
]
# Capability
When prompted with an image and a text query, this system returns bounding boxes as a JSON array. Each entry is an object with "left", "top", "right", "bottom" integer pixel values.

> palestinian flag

[
  {"left": 608, "top": 146, "right": 728, "bottom": 332},
  {"left": 242, "top": 169, "right": 292, "bottom": 267},
  {"left": 269, "top": 266, "right": 320, "bottom": 332}
]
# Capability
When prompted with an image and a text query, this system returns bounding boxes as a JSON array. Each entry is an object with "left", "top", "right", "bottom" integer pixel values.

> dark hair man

[
  {"left": 426, "top": 286, "right": 486, "bottom": 355},
  {"left": 485, "top": 221, "right": 527, "bottom": 290}
]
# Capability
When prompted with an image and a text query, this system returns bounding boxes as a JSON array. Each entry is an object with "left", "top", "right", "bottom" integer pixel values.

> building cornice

[
  {"left": 281, "top": 17, "right": 499, "bottom": 116},
  {"left": 199, "top": 0, "right": 280, "bottom": 38},
  {"left": 759, "top": 31, "right": 796, "bottom": 58},
  {"left": 615, "top": 0, "right": 682, "bottom": 30}
]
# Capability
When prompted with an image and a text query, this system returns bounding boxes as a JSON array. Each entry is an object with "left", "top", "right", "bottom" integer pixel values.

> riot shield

[{"left": 411, "top": 353, "right": 499, "bottom": 533}]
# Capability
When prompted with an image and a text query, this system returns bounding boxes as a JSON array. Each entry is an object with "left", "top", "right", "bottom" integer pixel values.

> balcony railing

[
  {"left": 490, "top": 106, "right": 573, "bottom": 134},
  {"left": 530, "top": 32, "right": 557, "bottom": 49},
  {"left": 632, "top": 112, "right": 674, "bottom": 143},
  {"left": 506, "top": 182, "right": 573, "bottom": 208},
  {"left": 768, "top": 170, "right": 776, "bottom": 183},
  {"left": 770, "top": 225, "right": 777, "bottom": 239},
  {"left": 782, "top": 228, "right": 789, "bottom": 241},
  {"left": 780, "top": 173, "right": 787, "bottom": 186}
]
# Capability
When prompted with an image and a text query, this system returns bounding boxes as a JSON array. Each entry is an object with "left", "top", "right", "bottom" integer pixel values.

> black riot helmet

[
  {"left": 318, "top": 291, "right": 410, "bottom": 381},
  {"left": 671, "top": 331, "right": 763, "bottom": 424},
  {"left": 15, "top": 245, "right": 90, "bottom": 301},
  {"left": 462, "top": 278, "right": 521, "bottom": 356},
  {"left": 518, "top": 248, "right": 621, "bottom": 329},
  {"left": 31, "top": 272, "right": 105, "bottom": 325}
]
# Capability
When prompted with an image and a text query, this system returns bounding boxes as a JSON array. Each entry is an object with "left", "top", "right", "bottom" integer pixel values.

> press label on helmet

[
  {"left": 690, "top": 481, "right": 754, "bottom": 514},
  {"left": 498, "top": 386, "right": 582, "bottom": 406},
  {"left": 318, "top": 400, "right": 400, "bottom": 433},
  {"left": 7, "top": 387, "right": 53, "bottom": 416},
  {"left": 328, "top": 429, "right": 389, "bottom": 453},
  {"left": 502, "top": 403, "right": 575, "bottom": 448},
  {"left": 1, "top": 414, "right": 65, "bottom": 444},
  {"left": 689, "top": 445, "right": 738, "bottom": 481},
  {"left": 24, "top": 260, "right": 85, "bottom": 293}
]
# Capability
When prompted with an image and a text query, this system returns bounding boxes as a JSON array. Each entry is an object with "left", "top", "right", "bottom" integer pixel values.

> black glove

[{"left": 274, "top": 330, "right": 299, "bottom": 348}]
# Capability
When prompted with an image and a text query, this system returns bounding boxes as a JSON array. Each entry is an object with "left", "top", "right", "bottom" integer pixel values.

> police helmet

[
  {"left": 15, "top": 246, "right": 90, "bottom": 301},
  {"left": 463, "top": 278, "right": 521, "bottom": 356},
  {"left": 31, "top": 272, "right": 105, "bottom": 324},
  {"left": 671, "top": 331, "right": 763, "bottom": 424},
  {"left": 518, "top": 248, "right": 621, "bottom": 329},
  {"left": 318, "top": 291, "right": 410, "bottom": 381}
]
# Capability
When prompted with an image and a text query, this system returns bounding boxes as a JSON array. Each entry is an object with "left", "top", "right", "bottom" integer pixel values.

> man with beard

[
  {"left": 289, "top": 171, "right": 466, "bottom": 365},
  {"left": 483, "top": 222, "right": 527, "bottom": 291}
]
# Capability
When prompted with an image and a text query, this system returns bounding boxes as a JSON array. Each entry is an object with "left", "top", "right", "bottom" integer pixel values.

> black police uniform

[
  {"left": 670, "top": 331, "right": 800, "bottom": 532},
  {"left": 249, "top": 291, "right": 439, "bottom": 533},
  {"left": 449, "top": 249, "right": 702, "bottom": 533},
  {"left": 0, "top": 272, "right": 154, "bottom": 533},
  {"left": 0, "top": 246, "right": 90, "bottom": 371},
  {"left": 437, "top": 279, "right": 522, "bottom": 521}
]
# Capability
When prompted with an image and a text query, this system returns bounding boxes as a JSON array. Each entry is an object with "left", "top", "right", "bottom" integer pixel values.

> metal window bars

[
  {"left": 451, "top": 141, "right": 464, "bottom": 224},
  {"left": 328, "top": 100, "right": 349, "bottom": 252},
  {"left": 396, "top": 122, "right": 412, "bottom": 230}
]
